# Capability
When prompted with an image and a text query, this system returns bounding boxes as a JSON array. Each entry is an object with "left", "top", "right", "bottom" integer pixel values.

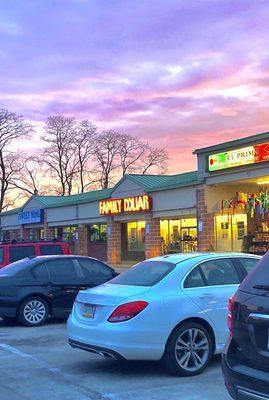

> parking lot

[{"left": 0, "top": 318, "right": 230, "bottom": 400}]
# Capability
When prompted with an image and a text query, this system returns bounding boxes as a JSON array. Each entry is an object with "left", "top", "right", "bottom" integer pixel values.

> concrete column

[
  {"left": 75, "top": 224, "right": 89, "bottom": 256},
  {"left": 107, "top": 217, "right": 121, "bottom": 266},
  {"left": 145, "top": 216, "right": 162, "bottom": 259},
  {"left": 196, "top": 188, "right": 215, "bottom": 251}
]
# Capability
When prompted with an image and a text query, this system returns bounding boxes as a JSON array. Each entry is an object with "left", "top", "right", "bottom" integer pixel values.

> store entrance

[
  {"left": 121, "top": 221, "right": 146, "bottom": 261},
  {"left": 160, "top": 218, "right": 198, "bottom": 254},
  {"left": 215, "top": 214, "right": 247, "bottom": 252}
]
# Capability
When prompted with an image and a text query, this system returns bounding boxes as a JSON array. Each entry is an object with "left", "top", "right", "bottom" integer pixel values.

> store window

[
  {"left": 127, "top": 221, "right": 145, "bottom": 252},
  {"left": 89, "top": 224, "right": 107, "bottom": 243},
  {"left": 39, "top": 228, "right": 58, "bottom": 240},
  {"left": 62, "top": 226, "right": 77, "bottom": 243},
  {"left": 160, "top": 218, "right": 197, "bottom": 254}
]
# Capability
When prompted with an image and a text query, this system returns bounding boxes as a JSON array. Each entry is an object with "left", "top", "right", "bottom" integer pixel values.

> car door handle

[
  {"left": 66, "top": 289, "right": 76, "bottom": 293},
  {"left": 199, "top": 294, "right": 214, "bottom": 299}
]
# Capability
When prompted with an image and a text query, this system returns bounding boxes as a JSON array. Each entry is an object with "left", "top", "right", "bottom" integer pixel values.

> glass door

[
  {"left": 232, "top": 214, "right": 247, "bottom": 252},
  {"left": 127, "top": 221, "right": 145, "bottom": 251},
  {"left": 122, "top": 221, "right": 146, "bottom": 261},
  {"left": 215, "top": 214, "right": 247, "bottom": 252}
]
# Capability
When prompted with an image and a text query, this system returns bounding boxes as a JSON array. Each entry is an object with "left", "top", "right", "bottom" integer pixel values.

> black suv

[{"left": 222, "top": 251, "right": 269, "bottom": 399}]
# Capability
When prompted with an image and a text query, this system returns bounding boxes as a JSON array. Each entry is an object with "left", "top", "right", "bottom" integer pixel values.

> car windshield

[
  {"left": 0, "top": 258, "right": 34, "bottom": 275},
  {"left": 109, "top": 260, "right": 175, "bottom": 287}
]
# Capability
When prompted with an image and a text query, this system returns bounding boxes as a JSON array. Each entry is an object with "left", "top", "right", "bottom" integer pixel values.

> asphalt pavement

[{"left": 0, "top": 318, "right": 230, "bottom": 400}]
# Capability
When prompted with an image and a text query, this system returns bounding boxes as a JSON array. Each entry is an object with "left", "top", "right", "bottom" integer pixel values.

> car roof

[
  {"left": 31, "top": 255, "right": 97, "bottom": 261},
  {"left": 150, "top": 252, "right": 261, "bottom": 264},
  {"left": 0, "top": 241, "right": 68, "bottom": 246}
]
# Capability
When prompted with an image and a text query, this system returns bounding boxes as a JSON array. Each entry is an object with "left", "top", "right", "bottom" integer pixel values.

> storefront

[
  {"left": 1, "top": 130, "right": 269, "bottom": 265},
  {"left": 195, "top": 131, "right": 269, "bottom": 256}
]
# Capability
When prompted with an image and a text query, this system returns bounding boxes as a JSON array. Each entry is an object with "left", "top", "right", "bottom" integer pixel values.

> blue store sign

[{"left": 18, "top": 209, "right": 44, "bottom": 225}]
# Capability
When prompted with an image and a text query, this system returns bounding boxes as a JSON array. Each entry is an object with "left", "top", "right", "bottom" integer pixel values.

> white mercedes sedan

[{"left": 67, "top": 252, "right": 260, "bottom": 376}]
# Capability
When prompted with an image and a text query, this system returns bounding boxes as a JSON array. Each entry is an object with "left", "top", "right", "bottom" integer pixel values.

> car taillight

[
  {"left": 108, "top": 301, "right": 148, "bottom": 323},
  {"left": 227, "top": 295, "right": 235, "bottom": 336}
]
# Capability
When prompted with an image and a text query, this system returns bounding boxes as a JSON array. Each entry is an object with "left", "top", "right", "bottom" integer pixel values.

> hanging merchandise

[
  {"left": 237, "top": 192, "right": 248, "bottom": 207},
  {"left": 247, "top": 194, "right": 257, "bottom": 218},
  {"left": 222, "top": 189, "right": 269, "bottom": 219}
]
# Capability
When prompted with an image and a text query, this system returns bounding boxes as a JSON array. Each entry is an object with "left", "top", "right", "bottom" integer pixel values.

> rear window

[
  {"left": 39, "top": 245, "right": 63, "bottom": 255},
  {"left": 0, "top": 258, "right": 35, "bottom": 275},
  {"left": 110, "top": 261, "right": 175, "bottom": 287},
  {"left": 9, "top": 246, "right": 35, "bottom": 263},
  {"left": 240, "top": 252, "right": 269, "bottom": 294}
]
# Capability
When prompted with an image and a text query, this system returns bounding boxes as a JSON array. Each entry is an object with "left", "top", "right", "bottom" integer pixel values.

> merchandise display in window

[
  {"left": 160, "top": 218, "right": 197, "bottom": 254},
  {"left": 89, "top": 224, "right": 107, "bottom": 243}
]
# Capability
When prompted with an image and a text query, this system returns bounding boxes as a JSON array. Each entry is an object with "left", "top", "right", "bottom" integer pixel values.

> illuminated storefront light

[
  {"left": 208, "top": 142, "right": 269, "bottom": 172},
  {"left": 99, "top": 195, "right": 152, "bottom": 216}
]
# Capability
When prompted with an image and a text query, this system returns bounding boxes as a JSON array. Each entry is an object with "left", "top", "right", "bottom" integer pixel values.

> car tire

[
  {"left": 163, "top": 321, "right": 213, "bottom": 376},
  {"left": 18, "top": 297, "right": 49, "bottom": 327}
]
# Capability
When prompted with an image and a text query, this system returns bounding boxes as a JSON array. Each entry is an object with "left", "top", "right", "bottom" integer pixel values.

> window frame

[
  {"left": 31, "top": 262, "right": 50, "bottom": 283},
  {"left": 182, "top": 257, "right": 242, "bottom": 289},
  {"left": 44, "top": 257, "right": 81, "bottom": 284},
  {"left": 89, "top": 224, "right": 107, "bottom": 244},
  {"left": 183, "top": 265, "right": 207, "bottom": 289},
  {"left": 234, "top": 256, "right": 261, "bottom": 280},
  {"left": 9, "top": 245, "right": 36, "bottom": 263},
  {"left": 39, "top": 244, "right": 63, "bottom": 256},
  {"left": 76, "top": 257, "right": 114, "bottom": 281}
]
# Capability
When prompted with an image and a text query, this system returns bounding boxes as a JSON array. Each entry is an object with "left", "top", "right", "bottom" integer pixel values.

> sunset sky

[{"left": 1, "top": 0, "right": 269, "bottom": 173}]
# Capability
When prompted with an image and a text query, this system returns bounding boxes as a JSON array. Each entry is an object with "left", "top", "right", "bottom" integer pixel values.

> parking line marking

[
  {"left": 0, "top": 342, "right": 109, "bottom": 400},
  {"left": 0, "top": 343, "right": 61, "bottom": 373}
]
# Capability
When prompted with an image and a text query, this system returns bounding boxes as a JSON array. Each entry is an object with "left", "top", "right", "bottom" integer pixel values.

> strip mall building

[{"left": 1, "top": 131, "right": 269, "bottom": 265}]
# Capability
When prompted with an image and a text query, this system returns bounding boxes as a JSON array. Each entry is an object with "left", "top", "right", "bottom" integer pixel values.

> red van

[{"left": 0, "top": 241, "right": 71, "bottom": 268}]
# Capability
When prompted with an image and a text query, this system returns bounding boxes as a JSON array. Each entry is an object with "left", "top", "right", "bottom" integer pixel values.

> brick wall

[
  {"left": 145, "top": 216, "right": 162, "bottom": 259},
  {"left": 75, "top": 224, "right": 89, "bottom": 256},
  {"left": 196, "top": 187, "right": 215, "bottom": 251},
  {"left": 107, "top": 217, "right": 121, "bottom": 265},
  {"left": 4, "top": 229, "right": 20, "bottom": 241},
  {"left": 19, "top": 226, "right": 30, "bottom": 241},
  {"left": 43, "top": 222, "right": 54, "bottom": 241}
]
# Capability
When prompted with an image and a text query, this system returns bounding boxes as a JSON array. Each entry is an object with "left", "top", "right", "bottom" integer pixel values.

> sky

[{"left": 1, "top": 0, "right": 269, "bottom": 173}]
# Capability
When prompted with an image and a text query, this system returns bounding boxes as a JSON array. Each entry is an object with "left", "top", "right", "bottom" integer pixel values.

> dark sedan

[{"left": 0, "top": 255, "right": 117, "bottom": 327}]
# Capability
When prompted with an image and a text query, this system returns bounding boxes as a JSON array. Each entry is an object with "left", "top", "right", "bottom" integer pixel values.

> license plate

[{"left": 82, "top": 303, "right": 96, "bottom": 319}]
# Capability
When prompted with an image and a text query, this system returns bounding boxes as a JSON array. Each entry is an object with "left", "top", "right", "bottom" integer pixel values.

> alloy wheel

[
  {"left": 23, "top": 300, "right": 46, "bottom": 324},
  {"left": 174, "top": 328, "right": 210, "bottom": 372}
]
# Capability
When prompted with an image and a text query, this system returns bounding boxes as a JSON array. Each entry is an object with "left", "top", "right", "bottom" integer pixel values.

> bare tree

[
  {"left": 118, "top": 134, "right": 148, "bottom": 176},
  {"left": 9, "top": 155, "right": 43, "bottom": 197},
  {"left": 40, "top": 116, "right": 78, "bottom": 196},
  {"left": 94, "top": 130, "right": 122, "bottom": 189},
  {"left": 74, "top": 120, "right": 98, "bottom": 193},
  {"left": 138, "top": 144, "right": 169, "bottom": 174},
  {"left": 0, "top": 109, "right": 32, "bottom": 211}
]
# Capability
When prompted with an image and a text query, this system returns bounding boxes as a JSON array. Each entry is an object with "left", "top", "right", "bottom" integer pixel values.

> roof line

[{"left": 193, "top": 131, "right": 269, "bottom": 155}]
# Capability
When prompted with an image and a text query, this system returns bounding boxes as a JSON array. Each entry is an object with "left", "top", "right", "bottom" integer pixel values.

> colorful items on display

[{"left": 222, "top": 190, "right": 269, "bottom": 221}]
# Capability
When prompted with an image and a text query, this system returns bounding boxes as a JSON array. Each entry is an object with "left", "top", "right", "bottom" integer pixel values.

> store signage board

[
  {"left": 208, "top": 142, "right": 269, "bottom": 172},
  {"left": 18, "top": 209, "right": 44, "bottom": 225},
  {"left": 99, "top": 195, "right": 152, "bottom": 216}
]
